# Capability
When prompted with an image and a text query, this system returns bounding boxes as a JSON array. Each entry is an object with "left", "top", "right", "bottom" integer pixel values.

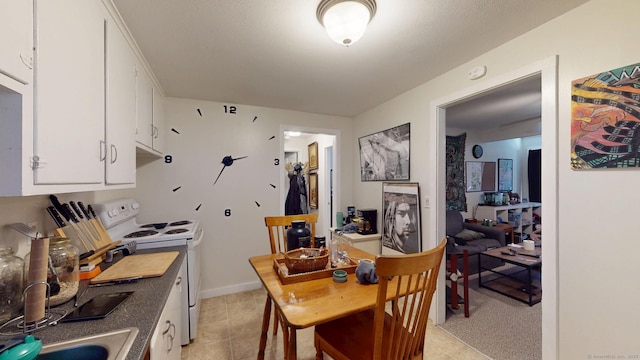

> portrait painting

[{"left": 382, "top": 182, "right": 421, "bottom": 254}]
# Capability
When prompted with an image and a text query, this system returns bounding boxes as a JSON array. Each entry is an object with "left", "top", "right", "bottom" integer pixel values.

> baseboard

[{"left": 200, "top": 281, "right": 263, "bottom": 299}]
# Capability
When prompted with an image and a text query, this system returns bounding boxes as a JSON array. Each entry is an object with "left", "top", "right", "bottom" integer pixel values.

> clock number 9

[
  {"left": 224, "top": 209, "right": 231, "bottom": 217},
  {"left": 274, "top": 158, "right": 279, "bottom": 166},
  {"left": 223, "top": 105, "right": 237, "bottom": 114},
  {"left": 164, "top": 155, "right": 173, "bottom": 163}
]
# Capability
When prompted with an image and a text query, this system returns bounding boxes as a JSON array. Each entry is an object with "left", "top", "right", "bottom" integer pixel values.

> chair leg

[
  {"left": 314, "top": 334, "right": 323, "bottom": 360},
  {"left": 258, "top": 296, "right": 272, "bottom": 360}
]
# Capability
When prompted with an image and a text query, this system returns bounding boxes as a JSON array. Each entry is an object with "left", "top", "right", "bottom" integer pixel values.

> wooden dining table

[{"left": 249, "top": 245, "right": 380, "bottom": 360}]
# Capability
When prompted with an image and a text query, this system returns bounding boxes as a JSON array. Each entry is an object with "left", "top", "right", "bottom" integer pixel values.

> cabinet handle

[
  {"left": 100, "top": 140, "right": 106, "bottom": 162},
  {"left": 110, "top": 144, "right": 118, "bottom": 164},
  {"left": 161, "top": 320, "right": 172, "bottom": 335},
  {"left": 175, "top": 276, "right": 182, "bottom": 286},
  {"left": 153, "top": 125, "right": 159, "bottom": 139},
  {"left": 20, "top": 53, "right": 33, "bottom": 69},
  {"left": 162, "top": 320, "right": 176, "bottom": 352}
]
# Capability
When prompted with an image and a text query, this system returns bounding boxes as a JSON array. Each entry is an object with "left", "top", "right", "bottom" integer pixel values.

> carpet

[{"left": 439, "top": 269, "right": 542, "bottom": 360}]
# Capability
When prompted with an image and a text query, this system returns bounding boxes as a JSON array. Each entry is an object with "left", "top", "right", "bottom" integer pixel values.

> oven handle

[{"left": 190, "top": 226, "right": 204, "bottom": 248}]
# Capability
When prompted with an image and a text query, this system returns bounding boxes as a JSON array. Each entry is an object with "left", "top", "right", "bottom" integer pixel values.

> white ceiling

[{"left": 113, "top": 0, "right": 587, "bottom": 121}]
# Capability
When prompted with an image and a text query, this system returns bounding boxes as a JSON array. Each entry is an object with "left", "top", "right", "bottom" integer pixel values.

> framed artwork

[
  {"left": 382, "top": 182, "right": 421, "bottom": 254},
  {"left": 308, "top": 142, "right": 319, "bottom": 170},
  {"left": 571, "top": 62, "right": 640, "bottom": 169},
  {"left": 309, "top": 172, "right": 318, "bottom": 209},
  {"left": 358, "top": 123, "right": 410, "bottom": 181},
  {"left": 498, "top": 158, "right": 513, "bottom": 191},
  {"left": 465, "top": 161, "right": 496, "bottom": 192}
]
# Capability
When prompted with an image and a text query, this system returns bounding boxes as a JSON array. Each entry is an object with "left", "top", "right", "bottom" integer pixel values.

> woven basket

[{"left": 283, "top": 247, "right": 329, "bottom": 274}]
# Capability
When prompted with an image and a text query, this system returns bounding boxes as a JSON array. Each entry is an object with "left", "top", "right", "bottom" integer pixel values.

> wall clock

[
  {"left": 472, "top": 144, "right": 483, "bottom": 159},
  {"left": 164, "top": 104, "right": 279, "bottom": 218}
]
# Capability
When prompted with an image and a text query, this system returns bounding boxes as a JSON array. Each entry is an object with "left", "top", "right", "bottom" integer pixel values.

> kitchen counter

[{"left": 0, "top": 245, "right": 187, "bottom": 360}]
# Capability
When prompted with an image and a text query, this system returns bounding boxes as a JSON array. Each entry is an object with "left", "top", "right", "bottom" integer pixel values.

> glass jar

[
  {"left": 286, "top": 220, "right": 311, "bottom": 250},
  {"left": 0, "top": 247, "right": 25, "bottom": 323},
  {"left": 47, "top": 237, "right": 79, "bottom": 306}
]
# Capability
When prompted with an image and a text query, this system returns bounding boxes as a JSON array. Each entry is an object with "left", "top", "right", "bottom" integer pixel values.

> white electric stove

[{"left": 95, "top": 198, "right": 203, "bottom": 345}]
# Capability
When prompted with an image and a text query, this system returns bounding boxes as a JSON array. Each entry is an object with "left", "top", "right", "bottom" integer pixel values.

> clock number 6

[
  {"left": 224, "top": 105, "right": 237, "bottom": 114},
  {"left": 224, "top": 209, "right": 231, "bottom": 217}
]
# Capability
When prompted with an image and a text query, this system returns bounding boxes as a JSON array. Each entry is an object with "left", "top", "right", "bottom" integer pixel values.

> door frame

[{"left": 429, "top": 56, "right": 559, "bottom": 358}]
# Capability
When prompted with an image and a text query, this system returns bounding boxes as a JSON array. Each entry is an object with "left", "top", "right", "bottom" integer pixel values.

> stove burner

[
  {"left": 169, "top": 220, "right": 192, "bottom": 226},
  {"left": 124, "top": 230, "right": 159, "bottom": 238},
  {"left": 165, "top": 228, "right": 189, "bottom": 235}
]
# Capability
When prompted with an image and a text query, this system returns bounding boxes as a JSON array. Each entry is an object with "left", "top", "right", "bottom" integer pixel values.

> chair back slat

[
  {"left": 372, "top": 239, "right": 446, "bottom": 359},
  {"left": 264, "top": 214, "right": 318, "bottom": 254}
]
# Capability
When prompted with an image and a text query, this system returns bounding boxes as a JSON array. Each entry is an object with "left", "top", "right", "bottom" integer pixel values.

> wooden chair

[
  {"left": 258, "top": 213, "right": 318, "bottom": 360},
  {"left": 314, "top": 239, "right": 446, "bottom": 360}
]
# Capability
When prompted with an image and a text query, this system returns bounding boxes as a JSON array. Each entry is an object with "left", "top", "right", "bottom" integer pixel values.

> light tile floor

[{"left": 181, "top": 288, "right": 488, "bottom": 360}]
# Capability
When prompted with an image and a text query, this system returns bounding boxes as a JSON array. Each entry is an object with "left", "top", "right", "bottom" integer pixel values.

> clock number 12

[{"left": 224, "top": 105, "right": 237, "bottom": 114}]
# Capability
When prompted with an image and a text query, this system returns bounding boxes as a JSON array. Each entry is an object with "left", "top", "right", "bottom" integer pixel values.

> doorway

[
  {"left": 429, "top": 56, "right": 559, "bottom": 357},
  {"left": 282, "top": 129, "right": 338, "bottom": 239}
]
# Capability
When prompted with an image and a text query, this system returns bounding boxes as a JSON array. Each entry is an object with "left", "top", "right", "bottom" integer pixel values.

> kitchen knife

[
  {"left": 77, "top": 202, "right": 91, "bottom": 219},
  {"left": 70, "top": 201, "right": 100, "bottom": 240},
  {"left": 49, "top": 195, "right": 72, "bottom": 222},
  {"left": 48, "top": 201, "right": 91, "bottom": 252},
  {"left": 46, "top": 206, "right": 67, "bottom": 228},
  {"left": 63, "top": 202, "right": 99, "bottom": 250},
  {"left": 87, "top": 204, "right": 108, "bottom": 233}
]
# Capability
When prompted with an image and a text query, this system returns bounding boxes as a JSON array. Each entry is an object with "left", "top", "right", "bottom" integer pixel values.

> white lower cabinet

[{"left": 150, "top": 258, "right": 184, "bottom": 360}]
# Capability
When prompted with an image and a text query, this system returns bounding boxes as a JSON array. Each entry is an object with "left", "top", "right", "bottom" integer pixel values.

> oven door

[{"left": 185, "top": 226, "right": 203, "bottom": 343}]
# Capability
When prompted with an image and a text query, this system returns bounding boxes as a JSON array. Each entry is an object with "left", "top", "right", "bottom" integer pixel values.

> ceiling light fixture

[{"left": 316, "top": 0, "right": 376, "bottom": 46}]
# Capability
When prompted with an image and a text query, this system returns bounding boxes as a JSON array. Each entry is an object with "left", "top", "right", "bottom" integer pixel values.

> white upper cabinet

[
  {"left": 105, "top": 15, "right": 136, "bottom": 185},
  {"left": 33, "top": 0, "right": 105, "bottom": 185},
  {"left": 0, "top": 0, "right": 33, "bottom": 85},
  {"left": 136, "top": 61, "right": 165, "bottom": 156},
  {"left": 152, "top": 87, "right": 165, "bottom": 154}
]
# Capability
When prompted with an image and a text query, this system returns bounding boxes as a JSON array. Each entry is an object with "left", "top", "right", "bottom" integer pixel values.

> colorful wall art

[{"left": 571, "top": 62, "right": 640, "bottom": 169}]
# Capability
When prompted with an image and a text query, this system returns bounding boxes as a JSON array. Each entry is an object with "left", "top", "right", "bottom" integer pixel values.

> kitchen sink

[{"left": 37, "top": 327, "right": 138, "bottom": 360}]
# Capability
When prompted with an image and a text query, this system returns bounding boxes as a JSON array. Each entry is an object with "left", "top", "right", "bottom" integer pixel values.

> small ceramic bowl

[{"left": 333, "top": 269, "right": 347, "bottom": 283}]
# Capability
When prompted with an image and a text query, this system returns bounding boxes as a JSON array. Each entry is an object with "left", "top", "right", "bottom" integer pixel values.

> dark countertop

[{"left": 0, "top": 245, "right": 187, "bottom": 360}]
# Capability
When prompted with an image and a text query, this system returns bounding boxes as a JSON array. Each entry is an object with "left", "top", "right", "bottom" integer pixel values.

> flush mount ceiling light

[{"left": 316, "top": 0, "right": 376, "bottom": 46}]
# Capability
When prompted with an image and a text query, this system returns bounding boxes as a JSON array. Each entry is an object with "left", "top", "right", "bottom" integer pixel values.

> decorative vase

[{"left": 286, "top": 220, "right": 311, "bottom": 251}]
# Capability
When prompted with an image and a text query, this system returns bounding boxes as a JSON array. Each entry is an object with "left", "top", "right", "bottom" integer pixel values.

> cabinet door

[
  {"left": 33, "top": 0, "right": 105, "bottom": 185},
  {"left": 152, "top": 88, "right": 165, "bottom": 153},
  {"left": 0, "top": 0, "right": 32, "bottom": 85},
  {"left": 150, "top": 270, "right": 182, "bottom": 360},
  {"left": 135, "top": 62, "right": 153, "bottom": 149},
  {"left": 105, "top": 16, "right": 136, "bottom": 184}
]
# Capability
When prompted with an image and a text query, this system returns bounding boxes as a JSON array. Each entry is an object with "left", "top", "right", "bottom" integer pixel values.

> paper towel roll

[
  {"left": 25, "top": 237, "right": 50, "bottom": 323},
  {"left": 523, "top": 239, "right": 535, "bottom": 251}
]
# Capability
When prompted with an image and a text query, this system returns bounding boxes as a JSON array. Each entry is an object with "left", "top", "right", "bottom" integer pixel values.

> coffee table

[{"left": 478, "top": 246, "right": 541, "bottom": 306}]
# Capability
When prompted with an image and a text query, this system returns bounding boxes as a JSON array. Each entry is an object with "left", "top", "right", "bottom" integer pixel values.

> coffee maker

[{"left": 356, "top": 209, "right": 378, "bottom": 235}]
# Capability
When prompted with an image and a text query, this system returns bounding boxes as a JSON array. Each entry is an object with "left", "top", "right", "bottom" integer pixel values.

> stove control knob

[{"left": 132, "top": 203, "right": 140, "bottom": 210}]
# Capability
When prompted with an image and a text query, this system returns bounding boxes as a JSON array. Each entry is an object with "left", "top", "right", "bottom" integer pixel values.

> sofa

[{"left": 446, "top": 210, "right": 505, "bottom": 274}]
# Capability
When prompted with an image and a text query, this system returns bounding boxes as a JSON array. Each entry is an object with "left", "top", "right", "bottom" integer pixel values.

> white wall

[
  {"left": 352, "top": 0, "right": 639, "bottom": 358},
  {"left": 131, "top": 98, "right": 353, "bottom": 297}
]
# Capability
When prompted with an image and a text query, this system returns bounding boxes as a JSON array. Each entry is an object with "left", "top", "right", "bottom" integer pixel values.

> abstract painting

[
  {"left": 571, "top": 62, "right": 640, "bottom": 169},
  {"left": 446, "top": 133, "right": 467, "bottom": 211}
]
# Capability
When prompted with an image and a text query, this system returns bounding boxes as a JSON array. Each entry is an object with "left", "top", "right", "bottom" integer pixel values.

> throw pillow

[
  {"left": 452, "top": 236, "right": 468, "bottom": 246},
  {"left": 454, "top": 228, "right": 485, "bottom": 241}
]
